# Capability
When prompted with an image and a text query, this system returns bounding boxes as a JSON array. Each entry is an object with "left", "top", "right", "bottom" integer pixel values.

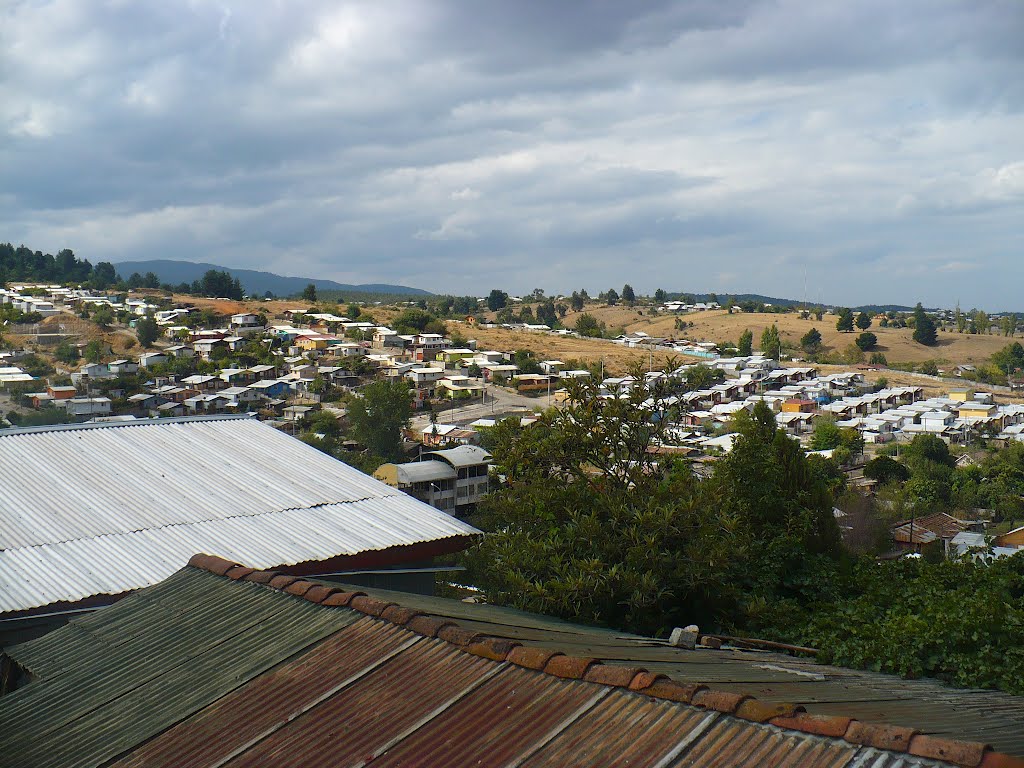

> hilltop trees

[
  {"left": 836, "top": 308, "right": 854, "bottom": 332},
  {"left": 605, "top": 288, "right": 619, "bottom": 306},
  {"left": 856, "top": 311, "right": 872, "bottom": 330},
  {"left": 912, "top": 303, "right": 938, "bottom": 346},
  {"left": 301, "top": 283, "right": 318, "bottom": 303},
  {"left": 487, "top": 289, "right": 509, "bottom": 311},
  {"left": 621, "top": 284, "right": 636, "bottom": 305}
]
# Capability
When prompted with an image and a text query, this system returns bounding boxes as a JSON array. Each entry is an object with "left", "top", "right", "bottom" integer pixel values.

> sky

[{"left": 2, "top": 1, "right": 1023, "bottom": 308}]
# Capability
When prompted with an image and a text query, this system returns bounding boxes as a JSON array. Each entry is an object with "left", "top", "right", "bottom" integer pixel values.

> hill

[{"left": 111, "top": 259, "right": 432, "bottom": 298}]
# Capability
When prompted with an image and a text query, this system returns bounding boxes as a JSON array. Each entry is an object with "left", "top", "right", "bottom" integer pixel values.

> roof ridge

[
  {"left": 186, "top": 553, "right": 1019, "bottom": 768},
  {"left": 0, "top": 413, "right": 251, "bottom": 438}
]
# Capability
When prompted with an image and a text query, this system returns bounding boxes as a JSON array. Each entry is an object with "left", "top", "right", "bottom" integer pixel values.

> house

[
  {"left": 230, "top": 312, "right": 264, "bottom": 333},
  {"left": 958, "top": 402, "right": 997, "bottom": 421},
  {"left": 4, "top": 555, "right": 1017, "bottom": 768},
  {"left": 781, "top": 398, "right": 817, "bottom": 414},
  {"left": 891, "top": 512, "right": 976, "bottom": 554},
  {"left": 218, "top": 386, "right": 260, "bottom": 407},
  {"left": 63, "top": 397, "right": 112, "bottom": 417},
  {"left": 193, "top": 338, "right": 228, "bottom": 359},
  {"left": 154, "top": 401, "right": 186, "bottom": 417},
  {"left": 480, "top": 363, "right": 519, "bottom": 382},
  {"left": 181, "top": 374, "right": 223, "bottom": 393},
  {"left": 139, "top": 351, "right": 169, "bottom": 368},
  {"left": 164, "top": 344, "right": 196, "bottom": 359},
  {"left": 420, "top": 423, "right": 480, "bottom": 447},
  {"left": 376, "top": 445, "right": 492, "bottom": 513},
  {"left": 0, "top": 416, "right": 480, "bottom": 643},
  {"left": 107, "top": 359, "right": 139, "bottom": 375},
  {"left": 46, "top": 384, "right": 78, "bottom": 400},
  {"left": 248, "top": 378, "right": 291, "bottom": 398}
]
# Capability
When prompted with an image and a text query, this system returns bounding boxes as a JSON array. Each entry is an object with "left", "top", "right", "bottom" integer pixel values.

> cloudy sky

[{"left": 3, "top": 1, "right": 1022, "bottom": 307}]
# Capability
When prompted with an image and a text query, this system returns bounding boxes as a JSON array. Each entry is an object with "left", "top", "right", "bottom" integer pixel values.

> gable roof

[
  {"left": 0, "top": 416, "right": 479, "bottom": 616},
  {"left": 2, "top": 555, "right": 1015, "bottom": 768}
]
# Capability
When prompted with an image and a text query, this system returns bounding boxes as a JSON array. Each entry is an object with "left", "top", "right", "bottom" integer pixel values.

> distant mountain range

[{"left": 111, "top": 259, "right": 432, "bottom": 298}]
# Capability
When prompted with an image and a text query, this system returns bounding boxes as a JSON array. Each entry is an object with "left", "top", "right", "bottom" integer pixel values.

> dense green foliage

[
  {"left": 799, "top": 556, "right": 1024, "bottom": 693},
  {"left": 836, "top": 308, "right": 854, "bottom": 332},
  {"left": 346, "top": 380, "right": 412, "bottom": 462},
  {"left": 465, "top": 371, "right": 842, "bottom": 635},
  {"left": 0, "top": 243, "right": 117, "bottom": 288},
  {"left": 760, "top": 324, "right": 781, "bottom": 359},
  {"left": 467, "top": 381, "right": 1024, "bottom": 695}
]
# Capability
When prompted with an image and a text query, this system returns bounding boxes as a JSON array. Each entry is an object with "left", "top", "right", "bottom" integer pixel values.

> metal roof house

[
  {"left": 1, "top": 555, "right": 1020, "bottom": 768},
  {"left": 0, "top": 416, "right": 479, "bottom": 643}
]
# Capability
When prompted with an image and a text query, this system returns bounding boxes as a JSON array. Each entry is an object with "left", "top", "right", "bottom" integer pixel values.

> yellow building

[
  {"left": 948, "top": 388, "right": 974, "bottom": 402},
  {"left": 996, "top": 525, "right": 1024, "bottom": 548}
]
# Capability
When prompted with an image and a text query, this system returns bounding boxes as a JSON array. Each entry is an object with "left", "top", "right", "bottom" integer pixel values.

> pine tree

[{"left": 912, "top": 303, "right": 937, "bottom": 346}]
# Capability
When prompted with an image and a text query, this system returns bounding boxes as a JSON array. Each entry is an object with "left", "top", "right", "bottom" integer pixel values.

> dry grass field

[{"left": 557, "top": 306, "right": 1014, "bottom": 366}]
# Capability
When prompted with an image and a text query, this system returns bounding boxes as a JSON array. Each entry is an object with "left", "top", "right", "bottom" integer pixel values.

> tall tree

[
  {"left": 621, "top": 284, "right": 636, "bottom": 306},
  {"left": 653, "top": 288, "right": 667, "bottom": 303},
  {"left": 135, "top": 316, "right": 159, "bottom": 348},
  {"left": 606, "top": 288, "right": 619, "bottom": 306},
  {"left": 760, "top": 324, "right": 781, "bottom": 360},
  {"left": 486, "top": 289, "right": 509, "bottom": 312},
  {"left": 835, "top": 308, "right": 854, "bottom": 332},
  {"left": 301, "top": 283, "right": 318, "bottom": 303},
  {"left": 855, "top": 311, "right": 872, "bottom": 330},
  {"left": 912, "top": 303, "right": 938, "bottom": 346},
  {"left": 800, "top": 327, "right": 822, "bottom": 353},
  {"left": 346, "top": 380, "right": 413, "bottom": 461},
  {"left": 738, "top": 328, "right": 753, "bottom": 356}
]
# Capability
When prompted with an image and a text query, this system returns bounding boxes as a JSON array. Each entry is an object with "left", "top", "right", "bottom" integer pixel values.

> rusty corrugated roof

[{"left": 0, "top": 555, "right": 1016, "bottom": 768}]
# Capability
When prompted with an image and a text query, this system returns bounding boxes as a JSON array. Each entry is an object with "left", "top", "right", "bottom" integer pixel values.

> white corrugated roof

[{"left": 0, "top": 416, "right": 480, "bottom": 614}]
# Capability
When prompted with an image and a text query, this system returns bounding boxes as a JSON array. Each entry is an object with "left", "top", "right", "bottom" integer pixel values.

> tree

[
  {"left": 606, "top": 288, "right": 619, "bottom": 306},
  {"left": 800, "top": 327, "right": 822, "bottom": 354},
  {"left": 92, "top": 261, "right": 117, "bottom": 289},
  {"left": 836, "top": 308, "right": 854, "bottom": 332},
  {"left": 574, "top": 313, "right": 604, "bottom": 338},
  {"left": 84, "top": 339, "right": 104, "bottom": 364},
  {"left": 1002, "top": 315, "right": 1018, "bottom": 337},
  {"left": 91, "top": 304, "right": 114, "bottom": 327},
  {"left": 654, "top": 288, "right": 667, "bottom": 303},
  {"left": 856, "top": 312, "right": 872, "bottom": 330},
  {"left": 855, "top": 331, "right": 878, "bottom": 351},
  {"left": 347, "top": 303, "right": 361, "bottom": 319},
  {"left": 54, "top": 341, "right": 79, "bottom": 364},
  {"left": 302, "top": 283, "right": 318, "bottom": 303},
  {"left": 464, "top": 367, "right": 739, "bottom": 634},
  {"left": 621, "top": 284, "right": 636, "bottom": 306},
  {"left": 737, "top": 328, "right": 753, "bottom": 356},
  {"left": 135, "top": 316, "right": 159, "bottom": 348},
  {"left": 569, "top": 291, "right": 584, "bottom": 312},
  {"left": 864, "top": 455, "right": 910, "bottom": 485},
  {"left": 487, "top": 289, "right": 509, "bottom": 312},
  {"left": 760, "top": 324, "right": 781, "bottom": 360},
  {"left": 347, "top": 380, "right": 412, "bottom": 461},
  {"left": 912, "top": 303, "right": 938, "bottom": 346}
]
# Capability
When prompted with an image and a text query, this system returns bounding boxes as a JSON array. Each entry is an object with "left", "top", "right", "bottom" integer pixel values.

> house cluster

[
  {"left": 1, "top": 285, "right": 159, "bottom": 317},
  {"left": 824, "top": 387, "right": 1024, "bottom": 446},
  {"left": 657, "top": 300, "right": 721, "bottom": 313}
]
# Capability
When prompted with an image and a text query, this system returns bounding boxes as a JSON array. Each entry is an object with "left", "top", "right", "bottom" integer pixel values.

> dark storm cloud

[{"left": 1, "top": 0, "right": 1022, "bottom": 306}]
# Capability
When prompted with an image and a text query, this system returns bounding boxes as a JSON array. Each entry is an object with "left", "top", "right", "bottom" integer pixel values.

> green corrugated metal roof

[{"left": 0, "top": 569, "right": 357, "bottom": 768}]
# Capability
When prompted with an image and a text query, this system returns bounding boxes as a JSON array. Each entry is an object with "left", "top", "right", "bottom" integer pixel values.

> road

[{"left": 410, "top": 385, "right": 553, "bottom": 431}]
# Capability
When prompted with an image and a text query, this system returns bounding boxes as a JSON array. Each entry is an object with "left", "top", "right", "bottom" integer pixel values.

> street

[{"left": 410, "top": 385, "right": 553, "bottom": 431}]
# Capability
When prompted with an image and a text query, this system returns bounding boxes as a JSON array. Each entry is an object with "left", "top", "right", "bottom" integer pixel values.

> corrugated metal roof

[
  {"left": 393, "top": 460, "right": 457, "bottom": 484},
  {"left": 0, "top": 416, "right": 479, "bottom": 613},
  {"left": 0, "top": 566, "right": 966, "bottom": 768}
]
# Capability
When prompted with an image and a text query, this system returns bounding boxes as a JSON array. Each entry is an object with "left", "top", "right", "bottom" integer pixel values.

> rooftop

[
  {"left": 0, "top": 416, "right": 479, "bottom": 616},
  {"left": 4, "top": 556, "right": 1021, "bottom": 767}
]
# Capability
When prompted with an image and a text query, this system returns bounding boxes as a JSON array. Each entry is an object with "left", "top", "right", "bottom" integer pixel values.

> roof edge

[
  {"left": 185, "top": 553, "right": 1013, "bottom": 768},
  {"left": 0, "top": 414, "right": 253, "bottom": 438}
]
